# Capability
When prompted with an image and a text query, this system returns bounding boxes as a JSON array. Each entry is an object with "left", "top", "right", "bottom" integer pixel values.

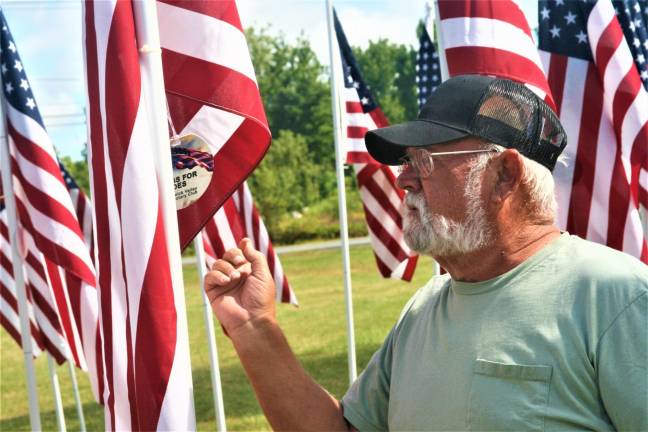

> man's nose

[{"left": 396, "top": 165, "right": 421, "bottom": 192}]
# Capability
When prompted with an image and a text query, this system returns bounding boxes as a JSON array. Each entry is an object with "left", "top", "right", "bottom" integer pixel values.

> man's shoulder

[
  {"left": 396, "top": 275, "right": 451, "bottom": 320},
  {"left": 560, "top": 234, "right": 648, "bottom": 283}
]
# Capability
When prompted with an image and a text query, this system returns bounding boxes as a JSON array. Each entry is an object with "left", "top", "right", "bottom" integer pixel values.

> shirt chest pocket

[{"left": 468, "top": 359, "right": 553, "bottom": 431}]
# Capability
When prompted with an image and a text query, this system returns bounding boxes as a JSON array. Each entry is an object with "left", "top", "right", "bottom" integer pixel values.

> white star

[
  {"left": 625, "top": 7, "right": 631, "bottom": 15},
  {"left": 7, "top": 41, "right": 16, "bottom": 53},
  {"left": 423, "top": 63, "right": 428, "bottom": 71},
  {"left": 550, "top": 25, "right": 561, "bottom": 38},
  {"left": 634, "top": 37, "right": 641, "bottom": 47},
  {"left": 422, "top": 75, "right": 428, "bottom": 82},
  {"left": 421, "top": 86, "right": 427, "bottom": 93},
  {"left": 2, "top": 25, "right": 7, "bottom": 32},
  {"left": 629, "top": 21, "right": 636, "bottom": 32},
  {"left": 415, "top": 64, "right": 420, "bottom": 71},
  {"left": 1, "top": 64, "right": 6, "bottom": 74},
  {"left": 432, "top": 52, "right": 438, "bottom": 59},
  {"left": 634, "top": 18, "right": 642, "bottom": 28},
  {"left": 541, "top": 7, "right": 550, "bottom": 20},
  {"left": 423, "top": 52, "right": 429, "bottom": 60},
  {"left": 25, "top": 97, "right": 35, "bottom": 110},
  {"left": 415, "top": 76, "right": 420, "bottom": 83},
  {"left": 564, "top": 10, "right": 577, "bottom": 24},
  {"left": 614, "top": 7, "right": 619, "bottom": 15},
  {"left": 5, "top": 82, "right": 12, "bottom": 94},
  {"left": 416, "top": 53, "right": 420, "bottom": 60},
  {"left": 432, "top": 75, "right": 439, "bottom": 82},
  {"left": 644, "top": 39, "right": 648, "bottom": 50},
  {"left": 352, "top": 81, "right": 359, "bottom": 89},
  {"left": 575, "top": 30, "right": 588, "bottom": 44},
  {"left": 634, "top": 2, "right": 641, "bottom": 12},
  {"left": 432, "top": 63, "right": 438, "bottom": 70},
  {"left": 638, "top": 54, "right": 646, "bottom": 64},
  {"left": 423, "top": 41, "right": 429, "bottom": 48},
  {"left": 641, "top": 69, "right": 648, "bottom": 80},
  {"left": 555, "top": 0, "right": 564, "bottom": 6},
  {"left": 346, "top": 75, "right": 353, "bottom": 84},
  {"left": 19, "top": 79, "right": 28, "bottom": 90},
  {"left": 13, "top": 59, "right": 22, "bottom": 72},
  {"left": 360, "top": 97, "right": 369, "bottom": 105}
]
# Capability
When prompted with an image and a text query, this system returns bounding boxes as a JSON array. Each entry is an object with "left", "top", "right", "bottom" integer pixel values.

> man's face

[{"left": 397, "top": 138, "right": 495, "bottom": 257}]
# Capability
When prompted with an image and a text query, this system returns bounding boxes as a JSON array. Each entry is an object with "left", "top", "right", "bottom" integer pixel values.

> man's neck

[{"left": 436, "top": 224, "right": 561, "bottom": 282}]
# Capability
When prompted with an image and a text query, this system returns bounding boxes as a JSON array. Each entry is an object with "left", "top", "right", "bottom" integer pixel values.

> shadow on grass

[
  {"left": 193, "top": 342, "right": 382, "bottom": 425},
  {"left": 0, "top": 400, "right": 104, "bottom": 431}
]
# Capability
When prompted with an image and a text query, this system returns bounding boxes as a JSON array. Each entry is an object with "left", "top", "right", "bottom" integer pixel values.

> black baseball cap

[{"left": 365, "top": 74, "right": 567, "bottom": 171}]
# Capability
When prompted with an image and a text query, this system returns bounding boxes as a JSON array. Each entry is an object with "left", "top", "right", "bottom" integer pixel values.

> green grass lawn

[{"left": 1, "top": 244, "right": 435, "bottom": 431}]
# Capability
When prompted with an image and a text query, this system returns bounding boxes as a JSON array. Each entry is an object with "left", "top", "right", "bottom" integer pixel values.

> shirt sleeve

[
  {"left": 597, "top": 292, "right": 648, "bottom": 431},
  {"left": 341, "top": 327, "right": 395, "bottom": 431}
]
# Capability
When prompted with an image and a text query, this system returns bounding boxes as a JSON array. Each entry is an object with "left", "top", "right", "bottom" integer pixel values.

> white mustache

[{"left": 404, "top": 192, "right": 427, "bottom": 212}]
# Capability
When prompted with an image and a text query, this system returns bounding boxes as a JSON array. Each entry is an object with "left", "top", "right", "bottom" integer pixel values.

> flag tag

[{"left": 171, "top": 134, "right": 214, "bottom": 210}]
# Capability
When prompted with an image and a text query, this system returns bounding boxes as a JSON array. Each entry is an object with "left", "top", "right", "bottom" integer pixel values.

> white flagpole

[
  {"left": 67, "top": 362, "right": 86, "bottom": 432},
  {"left": 426, "top": 1, "right": 442, "bottom": 277},
  {"left": 325, "top": 0, "right": 357, "bottom": 384},
  {"left": 194, "top": 235, "right": 227, "bottom": 432},
  {"left": 434, "top": 0, "right": 450, "bottom": 81},
  {"left": 0, "top": 91, "right": 41, "bottom": 431},
  {"left": 47, "top": 355, "right": 66, "bottom": 432},
  {"left": 131, "top": 1, "right": 196, "bottom": 428}
]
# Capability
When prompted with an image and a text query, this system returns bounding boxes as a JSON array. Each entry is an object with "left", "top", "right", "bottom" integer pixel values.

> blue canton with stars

[
  {"left": 416, "top": 26, "right": 441, "bottom": 109},
  {"left": 0, "top": 10, "right": 44, "bottom": 127},
  {"left": 333, "top": 9, "right": 379, "bottom": 113},
  {"left": 539, "top": 0, "right": 648, "bottom": 90},
  {"left": 59, "top": 163, "right": 80, "bottom": 193}
]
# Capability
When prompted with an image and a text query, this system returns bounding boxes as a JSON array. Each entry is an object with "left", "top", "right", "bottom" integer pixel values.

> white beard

[{"left": 403, "top": 161, "right": 493, "bottom": 257}]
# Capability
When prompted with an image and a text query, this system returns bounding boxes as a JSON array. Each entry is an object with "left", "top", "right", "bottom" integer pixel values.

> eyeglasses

[{"left": 398, "top": 148, "right": 500, "bottom": 178}]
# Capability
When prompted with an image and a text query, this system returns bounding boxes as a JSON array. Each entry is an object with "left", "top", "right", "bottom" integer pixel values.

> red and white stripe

[
  {"left": 84, "top": 1, "right": 195, "bottom": 429},
  {"left": 202, "top": 182, "right": 297, "bottom": 305},
  {"left": 2, "top": 41, "right": 103, "bottom": 404},
  {"left": 540, "top": 1, "right": 647, "bottom": 262},
  {"left": 437, "top": 0, "right": 556, "bottom": 110},
  {"left": 341, "top": 84, "right": 418, "bottom": 281},
  {"left": 157, "top": 0, "right": 272, "bottom": 250}
]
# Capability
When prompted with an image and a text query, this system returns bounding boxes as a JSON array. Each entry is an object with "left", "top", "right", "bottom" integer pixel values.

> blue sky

[{"left": 2, "top": 0, "right": 537, "bottom": 161}]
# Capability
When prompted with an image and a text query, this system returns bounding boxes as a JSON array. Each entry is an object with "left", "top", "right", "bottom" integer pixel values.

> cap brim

[{"left": 365, "top": 120, "right": 471, "bottom": 165}]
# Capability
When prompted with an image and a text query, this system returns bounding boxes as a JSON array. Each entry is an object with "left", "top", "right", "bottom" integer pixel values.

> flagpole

[
  {"left": 67, "top": 362, "right": 86, "bottom": 432},
  {"left": 433, "top": 0, "right": 449, "bottom": 81},
  {"left": 0, "top": 88, "right": 41, "bottom": 431},
  {"left": 426, "top": 1, "right": 442, "bottom": 277},
  {"left": 325, "top": 0, "right": 357, "bottom": 384},
  {"left": 194, "top": 235, "right": 227, "bottom": 432},
  {"left": 47, "top": 355, "right": 66, "bottom": 432},
  {"left": 131, "top": 1, "right": 196, "bottom": 428}
]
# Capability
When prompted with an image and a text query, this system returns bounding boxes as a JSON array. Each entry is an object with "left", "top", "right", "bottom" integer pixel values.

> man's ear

[{"left": 490, "top": 149, "right": 523, "bottom": 204}]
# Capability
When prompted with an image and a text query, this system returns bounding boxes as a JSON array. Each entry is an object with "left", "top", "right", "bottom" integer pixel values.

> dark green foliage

[{"left": 352, "top": 39, "right": 419, "bottom": 123}]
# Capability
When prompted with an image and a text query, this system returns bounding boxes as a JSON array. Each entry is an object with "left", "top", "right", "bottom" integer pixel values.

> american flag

[
  {"left": 539, "top": 0, "right": 648, "bottom": 262},
  {"left": 201, "top": 182, "right": 297, "bottom": 306},
  {"left": 437, "top": 0, "right": 556, "bottom": 109},
  {"left": 0, "top": 9, "right": 103, "bottom": 401},
  {"left": 84, "top": 1, "right": 195, "bottom": 430},
  {"left": 334, "top": 10, "right": 418, "bottom": 281},
  {"left": 157, "top": 0, "right": 272, "bottom": 250},
  {"left": 416, "top": 26, "right": 441, "bottom": 109}
]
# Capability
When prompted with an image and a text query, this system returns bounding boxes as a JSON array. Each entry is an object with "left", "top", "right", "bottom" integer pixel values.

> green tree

[
  {"left": 353, "top": 40, "right": 418, "bottom": 123},
  {"left": 246, "top": 27, "right": 335, "bottom": 182},
  {"left": 248, "top": 130, "right": 321, "bottom": 231}
]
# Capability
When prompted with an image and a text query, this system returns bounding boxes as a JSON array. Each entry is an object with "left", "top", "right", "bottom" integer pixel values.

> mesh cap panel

[{"left": 470, "top": 79, "right": 566, "bottom": 171}]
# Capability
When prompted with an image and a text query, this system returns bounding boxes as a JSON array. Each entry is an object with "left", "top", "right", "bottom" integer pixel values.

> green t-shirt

[{"left": 342, "top": 234, "right": 648, "bottom": 431}]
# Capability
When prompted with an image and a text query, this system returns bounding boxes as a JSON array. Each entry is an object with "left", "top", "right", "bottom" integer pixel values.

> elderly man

[{"left": 204, "top": 75, "right": 648, "bottom": 431}]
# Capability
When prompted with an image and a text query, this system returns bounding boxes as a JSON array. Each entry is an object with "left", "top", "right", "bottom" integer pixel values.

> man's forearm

[{"left": 230, "top": 317, "right": 351, "bottom": 431}]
